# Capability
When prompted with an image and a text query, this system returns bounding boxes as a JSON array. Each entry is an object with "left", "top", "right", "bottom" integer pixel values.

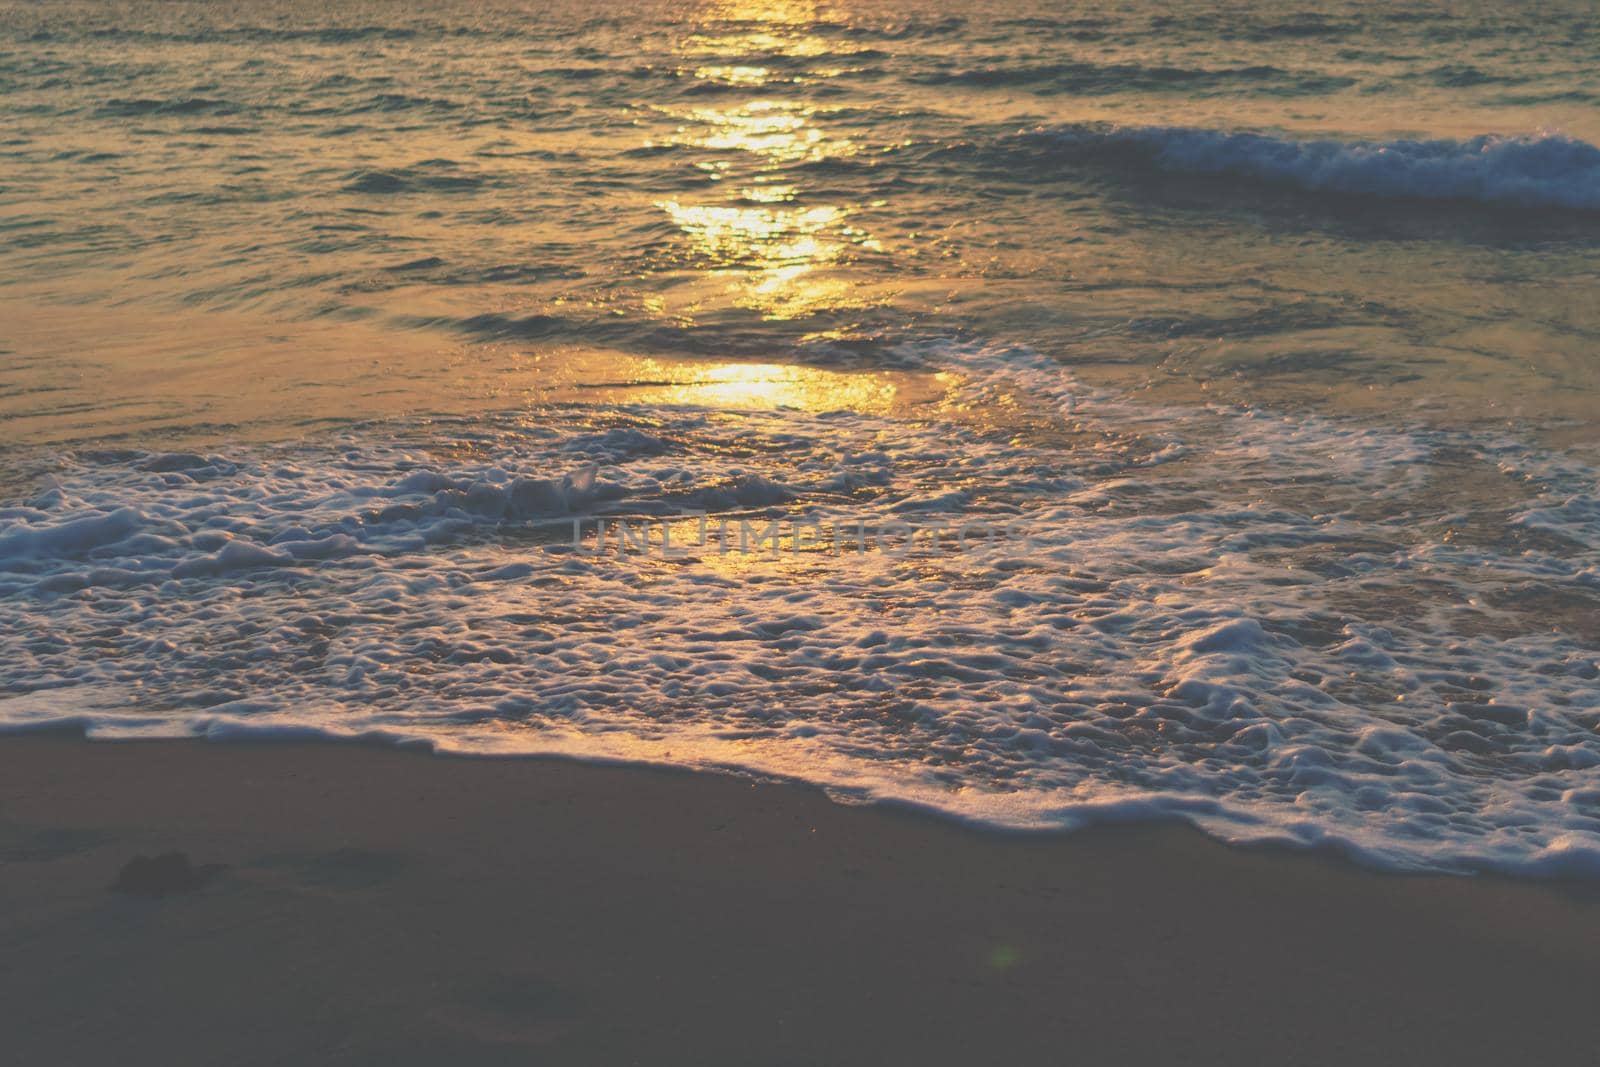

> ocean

[{"left": 2, "top": 0, "right": 1599, "bottom": 875}]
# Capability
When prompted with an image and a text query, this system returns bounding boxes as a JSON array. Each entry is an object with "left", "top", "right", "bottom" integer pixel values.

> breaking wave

[
  {"left": 3, "top": 342, "right": 1599, "bottom": 877},
  {"left": 1027, "top": 125, "right": 1600, "bottom": 210}
]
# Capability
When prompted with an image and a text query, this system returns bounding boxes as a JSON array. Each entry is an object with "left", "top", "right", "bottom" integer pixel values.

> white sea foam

[
  {"left": 1032, "top": 125, "right": 1600, "bottom": 210},
  {"left": 2, "top": 342, "right": 1599, "bottom": 876}
]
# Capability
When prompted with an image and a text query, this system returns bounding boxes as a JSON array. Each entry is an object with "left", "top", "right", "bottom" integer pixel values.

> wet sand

[{"left": 3, "top": 734, "right": 1598, "bottom": 1066}]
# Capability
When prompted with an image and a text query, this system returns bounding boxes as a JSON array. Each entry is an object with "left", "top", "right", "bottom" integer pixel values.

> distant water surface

[{"left": 3, "top": 0, "right": 1600, "bottom": 875}]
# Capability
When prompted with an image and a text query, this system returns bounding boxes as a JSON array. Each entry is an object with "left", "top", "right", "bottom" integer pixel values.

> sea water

[{"left": 2, "top": 0, "right": 1599, "bottom": 875}]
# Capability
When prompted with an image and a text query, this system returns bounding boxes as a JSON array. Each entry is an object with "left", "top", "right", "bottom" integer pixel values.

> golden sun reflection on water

[
  {"left": 689, "top": 0, "right": 833, "bottom": 40},
  {"left": 655, "top": 360, "right": 879, "bottom": 409},
  {"left": 498, "top": 347, "right": 957, "bottom": 419},
  {"left": 679, "top": 101, "right": 835, "bottom": 162},
  {"left": 655, "top": 0, "right": 878, "bottom": 322},
  {"left": 599, "top": 358, "right": 911, "bottom": 413},
  {"left": 690, "top": 65, "right": 772, "bottom": 86}
]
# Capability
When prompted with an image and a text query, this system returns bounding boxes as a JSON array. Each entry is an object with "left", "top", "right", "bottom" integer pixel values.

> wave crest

[{"left": 1028, "top": 125, "right": 1600, "bottom": 210}]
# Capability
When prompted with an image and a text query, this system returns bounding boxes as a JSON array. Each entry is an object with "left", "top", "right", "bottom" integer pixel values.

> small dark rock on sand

[{"left": 112, "top": 851, "right": 223, "bottom": 896}]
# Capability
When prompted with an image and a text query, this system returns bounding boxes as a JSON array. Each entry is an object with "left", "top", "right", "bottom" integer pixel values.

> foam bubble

[{"left": 3, "top": 342, "right": 1598, "bottom": 876}]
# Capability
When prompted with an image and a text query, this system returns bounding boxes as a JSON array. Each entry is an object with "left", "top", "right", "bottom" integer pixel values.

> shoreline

[{"left": 4, "top": 735, "right": 1599, "bottom": 1065}]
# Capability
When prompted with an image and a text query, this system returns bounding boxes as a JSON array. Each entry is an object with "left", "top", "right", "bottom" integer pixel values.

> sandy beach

[{"left": 4, "top": 735, "right": 1598, "bottom": 1066}]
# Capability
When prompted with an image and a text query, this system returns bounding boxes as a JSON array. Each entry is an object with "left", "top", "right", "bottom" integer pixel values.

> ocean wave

[
  {"left": 2, "top": 343, "right": 1598, "bottom": 877},
  {"left": 909, "top": 61, "right": 1354, "bottom": 96},
  {"left": 341, "top": 160, "right": 486, "bottom": 195},
  {"left": 95, "top": 96, "right": 241, "bottom": 118},
  {"left": 1026, "top": 125, "right": 1600, "bottom": 210}
]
